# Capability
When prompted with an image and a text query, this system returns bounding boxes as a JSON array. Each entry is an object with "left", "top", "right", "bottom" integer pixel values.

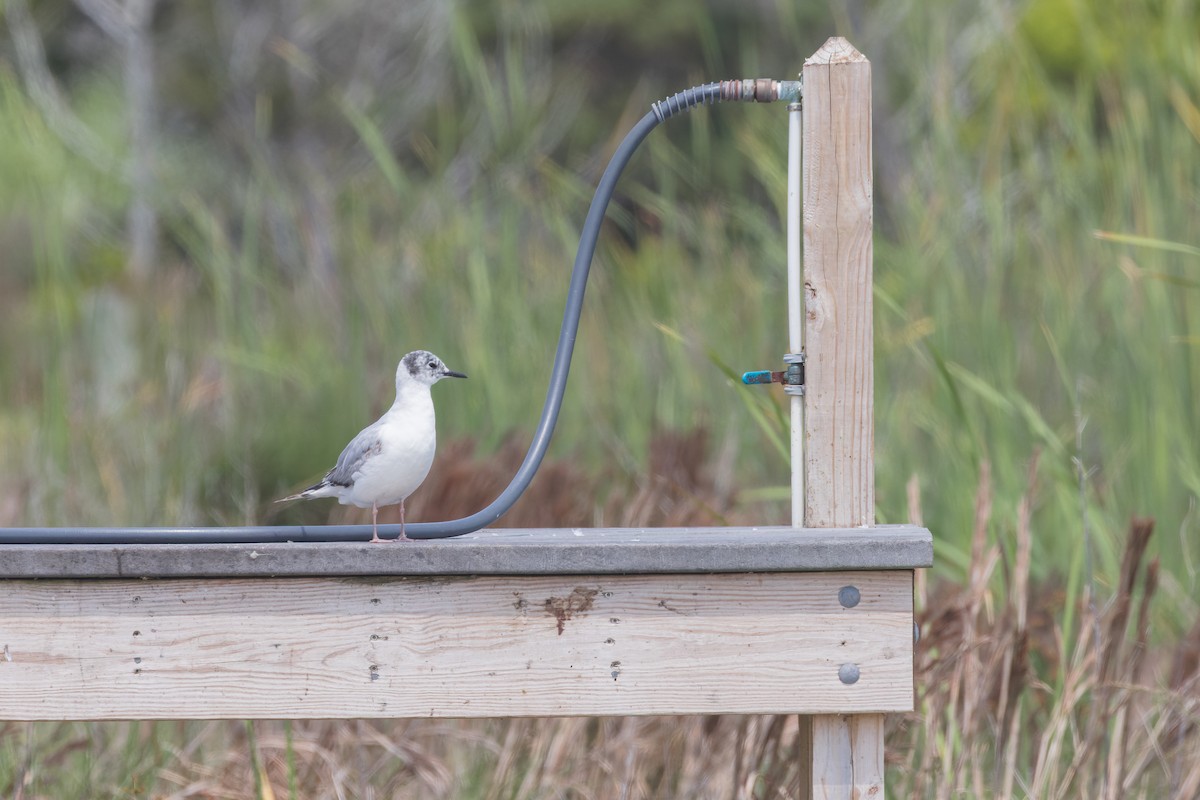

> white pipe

[{"left": 787, "top": 102, "right": 804, "bottom": 527}]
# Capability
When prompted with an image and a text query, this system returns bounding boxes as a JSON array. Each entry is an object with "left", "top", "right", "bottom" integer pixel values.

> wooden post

[
  {"left": 803, "top": 36, "right": 874, "bottom": 530},
  {"left": 799, "top": 37, "right": 884, "bottom": 800}
]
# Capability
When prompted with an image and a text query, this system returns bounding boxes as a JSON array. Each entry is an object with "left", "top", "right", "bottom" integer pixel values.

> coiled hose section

[{"left": 0, "top": 82, "right": 774, "bottom": 544}]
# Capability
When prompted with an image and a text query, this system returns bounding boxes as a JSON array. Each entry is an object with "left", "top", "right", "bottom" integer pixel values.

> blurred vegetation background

[{"left": 1, "top": 0, "right": 1199, "bottom": 795}]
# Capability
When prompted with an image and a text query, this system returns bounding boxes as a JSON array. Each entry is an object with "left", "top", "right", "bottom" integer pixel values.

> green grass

[
  {"left": 871, "top": 0, "right": 1200, "bottom": 600},
  {"left": 1, "top": 0, "right": 1197, "bottom": 593}
]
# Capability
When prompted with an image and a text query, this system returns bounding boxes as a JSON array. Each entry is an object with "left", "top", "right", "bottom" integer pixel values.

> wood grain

[
  {"left": 802, "top": 36, "right": 874, "bottom": 528},
  {"left": 0, "top": 571, "right": 913, "bottom": 720}
]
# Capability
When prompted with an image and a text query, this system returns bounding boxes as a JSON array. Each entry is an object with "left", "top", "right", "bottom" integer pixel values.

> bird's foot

[
  {"left": 392, "top": 531, "right": 411, "bottom": 543},
  {"left": 369, "top": 530, "right": 385, "bottom": 544}
]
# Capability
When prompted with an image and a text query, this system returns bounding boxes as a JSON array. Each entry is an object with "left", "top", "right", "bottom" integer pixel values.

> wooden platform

[
  {"left": 0, "top": 525, "right": 927, "bottom": 721},
  {"left": 0, "top": 524, "right": 931, "bottom": 578}
]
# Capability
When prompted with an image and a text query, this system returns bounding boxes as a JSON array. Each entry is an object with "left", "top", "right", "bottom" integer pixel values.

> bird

[{"left": 277, "top": 350, "right": 467, "bottom": 542}]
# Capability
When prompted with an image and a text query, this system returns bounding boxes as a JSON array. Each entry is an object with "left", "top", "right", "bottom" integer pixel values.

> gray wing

[{"left": 324, "top": 420, "right": 385, "bottom": 487}]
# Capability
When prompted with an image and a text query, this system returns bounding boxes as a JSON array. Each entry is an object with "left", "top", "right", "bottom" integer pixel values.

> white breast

[{"left": 341, "top": 391, "right": 437, "bottom": 509}]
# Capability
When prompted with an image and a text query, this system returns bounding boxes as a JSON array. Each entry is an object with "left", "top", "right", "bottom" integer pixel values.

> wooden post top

[{"left": 804, "top": 36, "right": 868, "bottom": 66}]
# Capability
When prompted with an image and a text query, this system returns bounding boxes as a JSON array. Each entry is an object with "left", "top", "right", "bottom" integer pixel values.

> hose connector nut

[
  {"left": 783, "top": 352, "right": 805, "bottom": 397},
  {"left": 717, "top": 79, "right": 802, "bottom": 104}
]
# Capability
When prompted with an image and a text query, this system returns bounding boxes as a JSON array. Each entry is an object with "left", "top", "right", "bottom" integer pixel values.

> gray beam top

[{"left": 0, "top": 525, "right": 931, "bottom": 579}]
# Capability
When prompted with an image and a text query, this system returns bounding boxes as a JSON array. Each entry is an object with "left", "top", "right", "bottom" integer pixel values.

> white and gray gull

[{"left": 277, "top": 350, "right": 467, "bottom": 542}]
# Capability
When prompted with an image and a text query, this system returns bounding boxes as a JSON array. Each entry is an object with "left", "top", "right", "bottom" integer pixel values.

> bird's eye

[{"left": 428, "top": 360, "right": 438, "bottom": 369}]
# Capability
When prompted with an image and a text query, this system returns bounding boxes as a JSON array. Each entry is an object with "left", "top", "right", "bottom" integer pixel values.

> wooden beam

[
  {"left": 0, "top": 570, "right": 914, "bottom": 720},
  {"left": 802, "top": 36, "right": 874, "bottom": 529}
]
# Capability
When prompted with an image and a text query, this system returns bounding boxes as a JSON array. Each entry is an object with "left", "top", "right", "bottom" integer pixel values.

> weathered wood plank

[
  {"left": 0, "top": 570, "right": 914, "bottom": 720},
  {"left": 802, "top": 36, "right": 874, "bottom": 529},
  {"left": 0, "top": 525, "right": 932, "bottom": 578}
]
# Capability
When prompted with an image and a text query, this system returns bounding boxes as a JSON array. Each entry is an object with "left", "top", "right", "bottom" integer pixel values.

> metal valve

[{"left": 741, "top": 353, "right": 805, "bottom": 396}]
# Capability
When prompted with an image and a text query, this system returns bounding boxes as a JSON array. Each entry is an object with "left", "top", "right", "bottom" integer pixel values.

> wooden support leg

[{"left": 798, "top": 714, "right": 885, "bottom": 799}]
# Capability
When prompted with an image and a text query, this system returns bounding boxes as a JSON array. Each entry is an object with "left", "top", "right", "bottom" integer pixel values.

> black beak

[{"left": 443, "top": 369, "right": 468, "bottom": 379}]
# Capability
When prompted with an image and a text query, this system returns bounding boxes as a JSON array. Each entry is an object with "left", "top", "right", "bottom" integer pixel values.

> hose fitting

[
  {"left": 652, "top": 79, "right": 802, "bottom": 122},
  {"left": 719, "top": 79, "right": 802, "bottom": 104}
]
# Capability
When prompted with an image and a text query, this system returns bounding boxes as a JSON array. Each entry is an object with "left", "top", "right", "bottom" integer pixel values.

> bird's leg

[
  {"left": 394, "top": 499, "right": 410, "bottom": 542},
  {"left": 369, "top": 502, "right": 384, "bottom": 544}
]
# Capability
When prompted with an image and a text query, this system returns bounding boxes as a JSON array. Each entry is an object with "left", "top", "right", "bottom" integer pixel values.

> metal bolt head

[
  {"left": 838, "top": 663, "right": 860, "bottom": 685},
  {"left": 838, "top": 585, "right": 861, "bottom": 608}
]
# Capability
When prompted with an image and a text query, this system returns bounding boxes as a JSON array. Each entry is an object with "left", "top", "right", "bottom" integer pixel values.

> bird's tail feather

[{"left": 275, "top": 481, "right": 329, "bottom": 503}]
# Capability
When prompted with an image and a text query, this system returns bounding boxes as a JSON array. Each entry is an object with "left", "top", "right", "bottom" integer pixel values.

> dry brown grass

[
  {"left": 894, "top": 458, "right": 1200, "bottom": 799},
  {"left": 2, "top": 438, "right": 1199, "bottom": 799}
]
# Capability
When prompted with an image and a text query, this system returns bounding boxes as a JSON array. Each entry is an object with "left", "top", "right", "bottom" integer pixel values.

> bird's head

[{"left": 399, "top": 350, "right": 468, "bottom": 388}]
